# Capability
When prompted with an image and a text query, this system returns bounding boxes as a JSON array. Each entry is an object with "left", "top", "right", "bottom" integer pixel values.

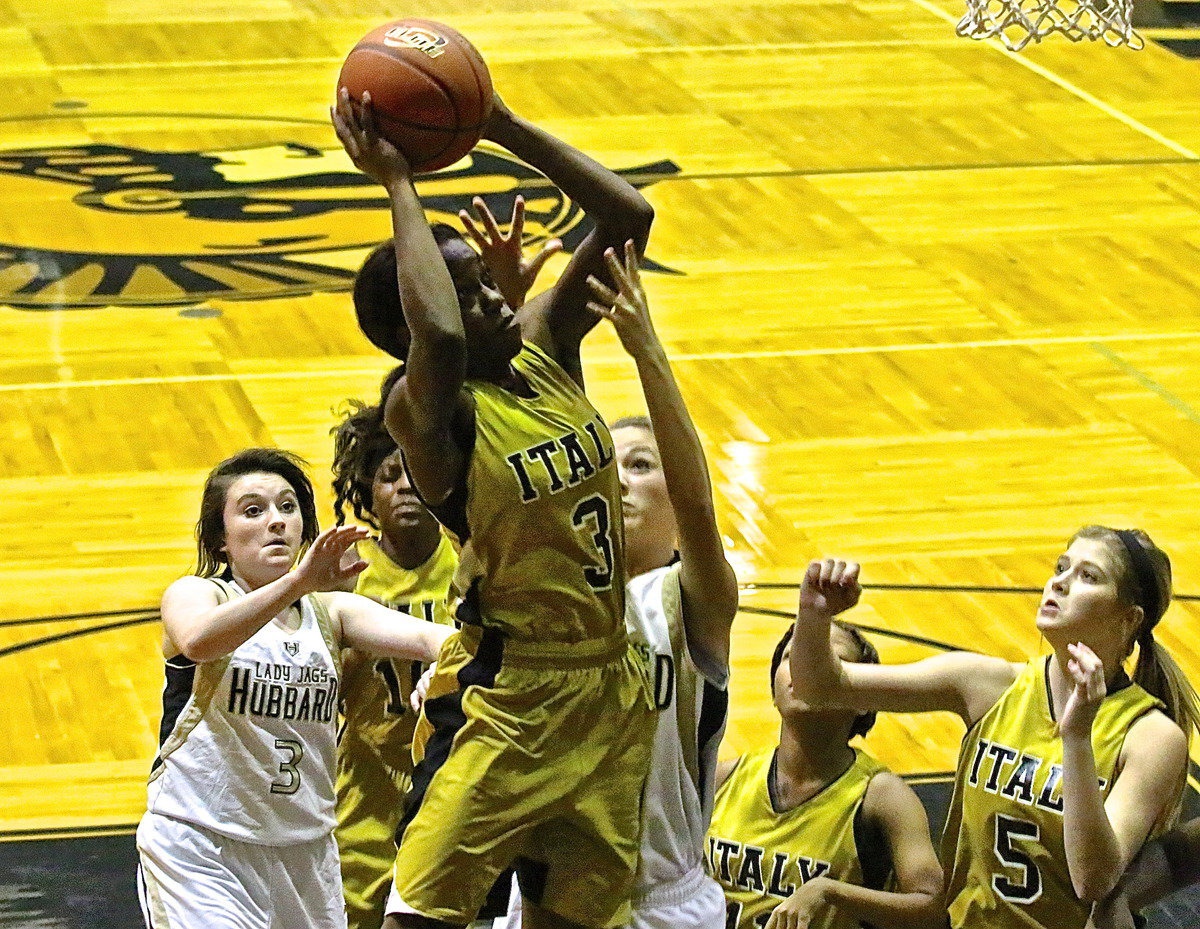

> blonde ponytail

[{"left": 1135, "top": 636, "right": 1200, "bottom": 749}]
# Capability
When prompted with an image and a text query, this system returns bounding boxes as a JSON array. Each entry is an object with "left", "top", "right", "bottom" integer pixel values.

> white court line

[
  {"left": 4, "top": 329, "right": 1200, "bottom": 392},
  {"left": 667, "top": 329, "right": 1200, "bottom": 362},
  {"left": 43, "top": 39, "right": 959, "bottom": 74},
  {"left": 904, "top": 0, "right": 1200, "bottom": 161}
]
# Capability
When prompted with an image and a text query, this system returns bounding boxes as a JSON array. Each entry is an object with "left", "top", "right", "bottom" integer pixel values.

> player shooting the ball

[{"left": 332, "top": 79, "right": 656, "bottom": 929}]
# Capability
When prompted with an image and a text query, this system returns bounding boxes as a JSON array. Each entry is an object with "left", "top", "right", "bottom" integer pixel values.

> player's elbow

[
  {"left": 599, "top": 194, "right": 654, "bottom": 240},
  {"left": 422, "top": 624, "right": 450, "bottom": 663},
  {"left": 175, "top": 630, "right": 224, "bottom": 664},
  {"left": 910, "top": 889, "right": 946, "bottom": 926},
  {"left": 626, "top": 196, "right": 655, "bottom": 232},
  {"left": 1073, "top": 869, "right": 1120, "bottom": 904},
  {"left": 788, "top": 654, "right": 841, "bottom": 703}
]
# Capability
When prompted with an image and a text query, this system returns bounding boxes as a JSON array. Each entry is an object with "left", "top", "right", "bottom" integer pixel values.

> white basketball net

[{"left": 957, "top": 0, "right": 1143, "bottom": 50}]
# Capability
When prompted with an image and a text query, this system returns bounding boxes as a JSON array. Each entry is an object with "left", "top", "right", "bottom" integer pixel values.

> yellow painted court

[{"left": 2, "top": 0, "right": 1200, "bottom": 847}]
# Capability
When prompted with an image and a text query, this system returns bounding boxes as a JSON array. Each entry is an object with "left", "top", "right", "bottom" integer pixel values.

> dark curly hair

[{"left": 330, "top": 367, "right": 405, "bottom": 529}]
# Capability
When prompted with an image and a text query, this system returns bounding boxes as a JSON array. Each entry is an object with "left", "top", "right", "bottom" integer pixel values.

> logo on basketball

[
  {"left": 0, "top": 122, "right": 680, "bottom": 310},
  {"left": 382, "top": 26, "right": 449, "bottom": 58}
]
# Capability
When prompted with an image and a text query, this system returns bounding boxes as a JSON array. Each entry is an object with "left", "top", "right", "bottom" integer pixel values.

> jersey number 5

[
  {"left": 992, "top": 813, "right": 1042, "bottom": 903},
  {"left": 572, "top": 495, "right": 614, "bottom": 591}
]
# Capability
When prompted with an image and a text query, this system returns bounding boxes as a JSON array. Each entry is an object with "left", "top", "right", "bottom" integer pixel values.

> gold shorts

[
  {"left": 392, "top": 627, "right": 654, "bottom": 927},
  {"left": 336, "top": 734, "right": 410, "bottom": 929}
]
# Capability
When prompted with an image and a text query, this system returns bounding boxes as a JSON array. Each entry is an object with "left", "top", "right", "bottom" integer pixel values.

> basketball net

[{"left": 956, "top": 0, "right": 1143, "bottom": 50}]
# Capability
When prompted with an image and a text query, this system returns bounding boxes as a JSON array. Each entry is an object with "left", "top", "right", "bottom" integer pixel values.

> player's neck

[
  {"left": 476, "top": 359, "right": 533, "bottom": 397},
  {"left": 378, "top": 528, "right": 441, "bottom": 571},
  {"left": 1046, "top": 645, "right": 1125, "bottom": 719},
  {"left": 773, "top": 722, "right": 856, "bottom": 809}
]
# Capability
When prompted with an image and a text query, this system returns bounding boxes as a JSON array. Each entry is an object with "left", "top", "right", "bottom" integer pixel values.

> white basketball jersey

[
  {"left": 625, "top": 563, "right": 729, "bottom": 895},
  {"left": 146, "top": 578, "right": 341, "bottom": 845}
]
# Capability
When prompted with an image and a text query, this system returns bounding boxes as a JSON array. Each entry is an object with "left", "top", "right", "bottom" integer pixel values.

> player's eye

[{"left": 280, "top": 500, "right": 297, "bottom": 513}]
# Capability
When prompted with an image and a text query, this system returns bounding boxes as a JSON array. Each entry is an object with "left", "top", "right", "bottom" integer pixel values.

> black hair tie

[{"left": 1113, "top": 529, "right": 1162, "bottom": 627}]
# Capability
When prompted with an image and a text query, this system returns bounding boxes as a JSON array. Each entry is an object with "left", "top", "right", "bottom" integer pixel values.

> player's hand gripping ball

[{"left": 338, "top": 19, "right": 493, "bottom": 173}]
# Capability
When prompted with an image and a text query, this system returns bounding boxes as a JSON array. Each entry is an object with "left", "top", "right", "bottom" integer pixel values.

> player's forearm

[
  {"left": 789, "top": 608, "right": 848, "bottom": 706},
  {"left": 485, "top": 111, "right": 652, "bottom": 239},
  {"left": 820, "top": 879, "right": 945, "bottom": 929},
  {"left": 632, "top": 343, "right": 718, "bottom": 534},
  {"left": 342, "top": 599, "right": 450, "bottom": 662},
  {"left": 173, "top": 572, "right": 310, "bottom": 662},
  {"left": 385, "top": 176, "right": 463, "bottom": 345},
  {"left": 635, "top": 340, "right": 738, "bottom": 651},
  {"left": 1062, "top": 731, "right": 1123, "bottom": 901}
]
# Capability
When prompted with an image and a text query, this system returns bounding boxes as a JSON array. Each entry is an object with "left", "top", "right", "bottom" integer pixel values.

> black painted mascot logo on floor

[{"left": 0, "top": 142, "right": 679, "bottom": 309}]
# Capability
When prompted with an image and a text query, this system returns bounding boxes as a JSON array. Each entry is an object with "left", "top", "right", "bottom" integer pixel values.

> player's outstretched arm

[
  {"left": 588, "top": 241, "right": 737, "bottom": 671},
  {"left": 789, "top": 559, "right": 1019, "bottom": 726},
  {"left": 332, "top": 89, "right": 469, "bottom": 504},
  {"left": 162, "top": 525, "right": 370, "bottom": 663},
  {"left": 483, "top": 95, "right": 653, "bottom": 384},
  {"left": 764, "top": 771, "right": 944, "bottom": 929},
  {"left": 329, "top": 593, "right": 451, "bottom": 663},
  {"left": 459, "top": 195, "right": 561, "bottom": 310}
]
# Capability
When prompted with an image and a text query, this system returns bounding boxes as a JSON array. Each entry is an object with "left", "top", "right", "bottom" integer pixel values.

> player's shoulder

[
  {"left": 161, "top": 574, "right": 221, "bottom": 606},
  {"left": 715, "top": 755, "right": 744, "bottom": 792},
  {"left": 862, "top": 767, "right": 916, "bottom": 809},
  {"left": 1125, "top": 706, "right": 1187, "bottom": 757}
]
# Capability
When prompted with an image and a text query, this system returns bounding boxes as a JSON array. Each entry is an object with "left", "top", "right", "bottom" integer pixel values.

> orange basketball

[{"left": 338, "top": 19, "right": 493, "bottom": 174}]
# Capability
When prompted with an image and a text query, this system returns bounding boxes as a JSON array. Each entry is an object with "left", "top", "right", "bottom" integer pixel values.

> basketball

[{"left": 337, "top": 19, "right": 493, "bottom": 174}]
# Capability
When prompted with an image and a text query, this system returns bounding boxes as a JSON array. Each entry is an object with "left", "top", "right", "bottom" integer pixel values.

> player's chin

[{"left": 1033, "top": 610, "right": 1072, "bottom": 636}]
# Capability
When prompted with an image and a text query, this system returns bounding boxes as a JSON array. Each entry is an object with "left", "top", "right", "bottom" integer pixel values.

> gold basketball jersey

[
  {"left": 942, "top": 657, "right": 1168, "bottom": 929},
  {"left": 457, "top": 342, "right": 625, "bottom": 643},
  {"left": 340, "top": 533, "right": 457, "bottom": 771},
  {"left": 708, "top": 746, "right": 888, "bottom": 929}
]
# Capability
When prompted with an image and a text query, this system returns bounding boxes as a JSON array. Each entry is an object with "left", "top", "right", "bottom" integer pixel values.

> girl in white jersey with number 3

[
  {"left": 494, "top": 241, "right": 738, "bottom": 929},
  {"left": 136, "top": 448, "right": 452, "bottom": 929}
]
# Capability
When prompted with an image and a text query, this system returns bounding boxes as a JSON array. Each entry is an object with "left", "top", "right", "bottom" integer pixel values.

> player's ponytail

[
  {"left": 1134, "top": 633, "right": 1200, "bottom": 753},
  {"left": 1074, "top": 525, "right": 1200, "bottom": 748}
]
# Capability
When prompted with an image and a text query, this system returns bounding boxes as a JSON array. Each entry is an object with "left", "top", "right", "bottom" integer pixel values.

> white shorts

[
  {"left": 136, "top": 811, "right": 346, "bottom": 929},
  {"left": 629, "top": 866, "right": 725, "bottom": 929},
  {"left": 490, "top": 864, "right": 725, "bottom": 929}
]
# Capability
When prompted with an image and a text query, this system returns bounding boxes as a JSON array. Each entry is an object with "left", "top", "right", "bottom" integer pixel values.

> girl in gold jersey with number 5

[{"left": 790, "top": 527, "right": 1199, "bottom": 929}]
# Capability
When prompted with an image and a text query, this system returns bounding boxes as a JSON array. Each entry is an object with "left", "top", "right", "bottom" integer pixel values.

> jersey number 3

[
  {"left": 270, "top": 738, "right": 303, "bottom": 795},
  {"left": 572, "top": 495, "right": 614, "bottom": 591}
]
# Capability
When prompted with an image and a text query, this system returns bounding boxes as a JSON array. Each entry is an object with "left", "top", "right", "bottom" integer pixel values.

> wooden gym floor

[{"left": 2, "top": 0, "right": 1200, "bottom": 852}]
